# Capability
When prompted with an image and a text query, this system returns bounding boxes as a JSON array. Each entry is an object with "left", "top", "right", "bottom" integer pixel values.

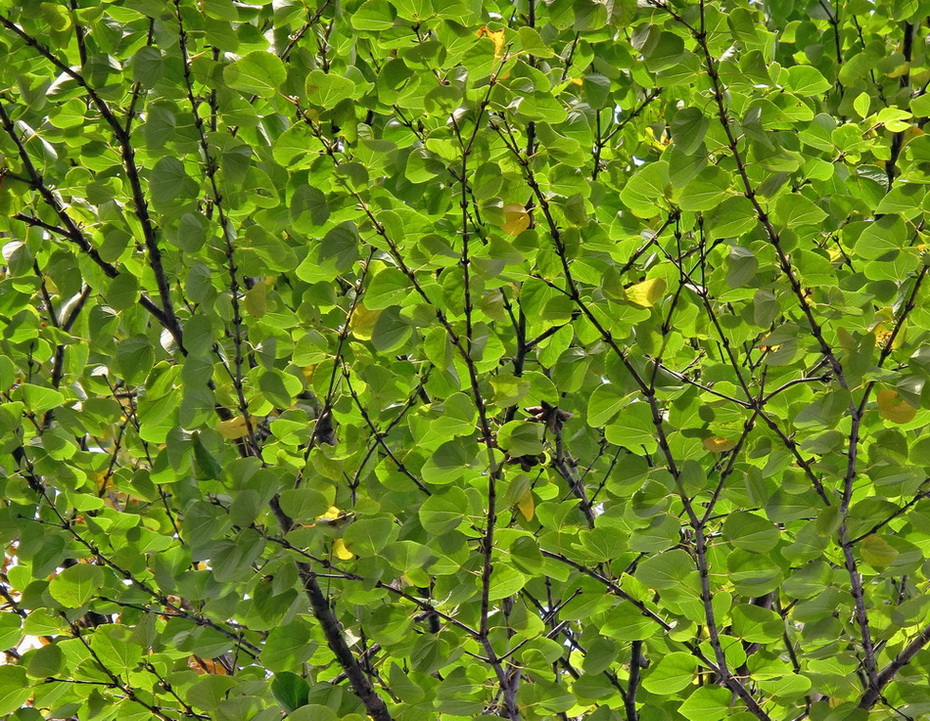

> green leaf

[
  {"left": 0, "top": 666, "right": 31, "bottom": 715},
  {"left": 854, "top": 92, "right": 871, "bottom": 118},
  {"left": 498, "top": 420, "right": 544, "bottom": 456},
  {"left": 224, "top": 51, "right": 286, "bottom": 98},
  {"left": 343, "top": 516, "right": 397, "bottom": 556},
  {"left": 861, "top": 534, "right": 899, "bottom": 567},
  {"left": 855, "top": 215, "right": 906, "bottom": 259},
  {"left": 271, "top": 671, "right": 309, "bottom": 712},
  {"left": 671, "top": 107, "right": 709, "bottom": 155},
  {"left": 351, "top": 0, "right": 396, "bottom": 30},
  {"left": 723, "top": 512, "right": 780, "bottom": 552},
  {"left": 261, "top": 621, "right": 314, "bottom": 672},
  {"left": 49, "top": 564, "right": 104, "bottom": 608},
  {"left": 587, "top": 383, "right": 629, "bottom": 427},
  {"left": 305, "top": 70, "right": 357, "bottom": 108},
  {"left": 775, "top": 194, "right": 827, "bottom": 227},
  {"left": 150, "top": 157, "right": 190, "bottom": 204},
  {"left": 371, "top": 306, "right": 412, "bottom": 353},
  {"left": 107, "top": 272, "right": 139, "bottom": 311},
  {"left": 678, "top": 685, "right": 734, "bottom": 721},
  {"left": 732, "top": 604, "right": 784, "bottom": 642},
  {"left": 419, "top": 487, "right": 469, "bottom": 534},
  {"left": 17, "top": 384, "right": 64, "bottom": 415},
  {"left": 279, "top": 488, "right": 329, "bottom": 521},
  {"left": 782, "top": 66, "right": 832, "bottom": 96},
  {"left": 619, "top": 161, "right": 669, "bottom": 217},
  {"left": 90, "top": 625, "right": 143, "bottom": 674},
  {"left": 26, "top": 643, "right": 63, "bottom": 678},
  {"left": 678, "top": 166, "right": 732, "bottom": 211},
  {"left": 636, "top": 549, "right": 694, "bottom": 590},
  {"left": 0, "top": 614, "right": 22, "bottom": 651},
  {"left": 131, "top": 46, "right": 163, "bottom": 88},
  {"left": 643, "top": 652, "right": 698, "bottom": 694},
  {"left": 726, "top": 246, "right": 758, "bottom": 288}
]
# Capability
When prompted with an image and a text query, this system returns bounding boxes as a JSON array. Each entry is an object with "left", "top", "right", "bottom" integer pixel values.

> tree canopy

[{"left": 0, "top": 0, "right": 929, "bottom": 719}]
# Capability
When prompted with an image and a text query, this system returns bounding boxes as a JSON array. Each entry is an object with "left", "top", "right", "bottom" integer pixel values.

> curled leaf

[{"left": 332, "top": 538, "right": 354, "bottom": 560}]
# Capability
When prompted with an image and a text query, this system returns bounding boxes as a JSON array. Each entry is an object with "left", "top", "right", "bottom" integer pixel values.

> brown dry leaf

[{"left": 189, "top": 656, "right": 228, "bottom": 675}]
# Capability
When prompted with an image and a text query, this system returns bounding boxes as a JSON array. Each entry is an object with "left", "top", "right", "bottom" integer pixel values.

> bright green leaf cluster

[{"left": 0, "top": 0, "right": 930, "bottom": 720}]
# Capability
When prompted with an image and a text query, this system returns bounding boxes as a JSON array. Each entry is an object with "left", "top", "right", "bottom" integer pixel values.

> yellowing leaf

[
  {"left": 216, "top": 416, "right": 250, "bottom": 439},
  {"left": 244, "top": 280, "right": 267, "bottom": 317},
  {"left": 624, "top": 278, "right": 667, "bottom": 308},
  {"left": 885, "top": 61, "right": 910, "bottom": 79},
  {"left": 476, "top": 26, "right": 506, "bottom": 59},
  {"left": 876, "top": 388, "right": 917, "bottom": 424},
  {"left": 861, "top": 534, "right": 899, "bottom": 567},
  {"left": 332, "top": 538, "right": 354, "bottom": 560},
  {"left": 516, "top": 487, "right": 535, "bottom": 521},
  {"left": 703, "top": 437, "right": 737, "bottom": 453},
  {"left": 502, "top": 203, "right": 530, "bottom": 236},
  {"left": 903, "top": 124, "right": 924, "bottom": 148},
  {"left": 349, "top": 303, "right": 382, "bottom": 341},
  {"left": 837, "top": 327, "right": 857, "bottom": 354},
  {"left": 872, "top": 315, "right": 904, "bottom": 351}
]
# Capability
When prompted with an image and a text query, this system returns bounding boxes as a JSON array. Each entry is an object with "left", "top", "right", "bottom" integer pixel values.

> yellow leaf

[
  {"left": 476, "top": 26, "right": 506, "bottom": 59},
  {"left": 624, "top": 278, "right": 667, "bottom": 308},
  {"left": 349, "top": 303, "right": 382, "bottom": 341},
  {"left": 876, "top": 388, "right": 917, "bottom": 424},
  {"left": 861, "top": 534, "right": 899, "bottom": 567},
  {"left": 502, "top": 203, "right": 530, "bottom": 236},
  {"left": 872, "top": 315, "right": 904, "bottom": 351},
  {"left": 703, "top": 437, "right": 737, "bottom": 453},
  {"left": 332, "top": 538, "right": 354, "bottom": 560},
  {"left": 216, "top": 416, "right": 250, "bottom": 439},
  {"left": 244, "top": 280, "right": 267, "bottom": 317},
  {"left": 517, "top": 487, "right": 535, "bottom": 521},
  {"left": 302, "top": 365, "right": 317, "bottom": 384}
]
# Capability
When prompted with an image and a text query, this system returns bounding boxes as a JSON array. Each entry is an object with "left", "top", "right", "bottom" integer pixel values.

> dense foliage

[{"left": 0, "top": 0, "right": 929, "bottom": 719}]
